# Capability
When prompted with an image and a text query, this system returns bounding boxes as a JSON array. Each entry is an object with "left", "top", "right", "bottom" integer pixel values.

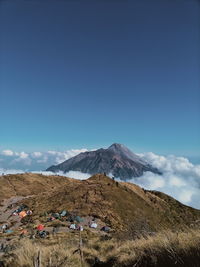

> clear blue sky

[{"left": 0, "top": 0, "right": 199, "bottom": 158}]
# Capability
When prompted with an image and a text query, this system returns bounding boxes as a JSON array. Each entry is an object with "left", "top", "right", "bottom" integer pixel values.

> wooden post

[
  {"left": 48, "top": 256, "right": 52, "bottom": 267},
  {"left": 39, "top": 250, "right": 41, "bottom": 267},
  {"left": 72, "top": 231, "right": 84, "bottom": 267},
  {"left": 34, "top": 250, "right": 41, "bottom": 267},
  {"left": 79, "top": 231, "right": 83, "bottom": 267}
]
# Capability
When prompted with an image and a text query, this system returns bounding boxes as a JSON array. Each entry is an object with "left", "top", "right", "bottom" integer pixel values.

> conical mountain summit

[{"left": 46, "top": 143, "right": 161, "bottom": 180}]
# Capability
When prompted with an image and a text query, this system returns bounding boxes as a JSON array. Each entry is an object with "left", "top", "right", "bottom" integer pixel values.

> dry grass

[
  {"left": 103, "top": 229, "right": 200, "bottom": 266},
  {"left": 3, "top": 173, "right": 199, "bottom": 232},
  {"left": 1, "top": 173, "right": 200, "bottom": 266},
  {"left": 2, "top": 234, "right": 86, "bottom": 267},
  {"left": 1, "top": 229, "right": 200, "bottom": 267}
]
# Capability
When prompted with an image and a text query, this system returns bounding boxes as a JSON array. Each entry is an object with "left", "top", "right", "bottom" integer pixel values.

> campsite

[
  {"left": 1, "top": 173, "right": 200, "bottom": 266},
  {"left": 1, "top": 0, "right": 199, "bottom": 265}
]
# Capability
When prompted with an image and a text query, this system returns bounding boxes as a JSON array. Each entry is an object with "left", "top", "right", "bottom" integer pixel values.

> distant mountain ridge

[{"left": 46, "top": 143, "right": 161, "bottom": 180}]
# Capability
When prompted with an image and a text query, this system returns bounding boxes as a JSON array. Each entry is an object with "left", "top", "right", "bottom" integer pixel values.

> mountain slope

[
  {"left": 46, "top": 143, "right": 161, "bottom": 179},
  {"left": 1, "top": 173, "right": 200, "bottom": 233}
]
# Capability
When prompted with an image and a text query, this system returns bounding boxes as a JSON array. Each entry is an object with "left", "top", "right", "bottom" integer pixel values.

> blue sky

[{"left": 0, "top": 0, "right": 199, "bottom": 159}]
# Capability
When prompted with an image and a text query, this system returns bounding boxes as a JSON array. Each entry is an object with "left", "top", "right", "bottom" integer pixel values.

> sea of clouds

[
  {"left": 129, "top": 152, "right": 200, "bottom": 209},
  {"left": 0, "top": 148, "right": 200, "bottom": 209},
  {"left": 0, "top": 148, "right": 88, "bottom": 171}
]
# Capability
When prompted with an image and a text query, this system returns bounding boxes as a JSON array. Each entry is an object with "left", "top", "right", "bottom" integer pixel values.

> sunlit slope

[{"left": 1, "top": 173, "right": 200, "bottom": 232}]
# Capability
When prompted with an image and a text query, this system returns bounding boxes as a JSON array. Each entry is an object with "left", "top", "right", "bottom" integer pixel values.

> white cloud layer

[
  {"left": 0, "top": 148, "right": 88, "bottom": 170},
  {"left": 31, "top": 152, "right": 42, "bottom": 158},
  {"left": 128, "top": 152, "right": 200, "bottom": 209},
  {"left": 0, "top": 168, "right": 24, "bottom": 175},
  {"left": 1, "top": 150, "right": 14, "bottom": 156},
  {"left": 32, "top": 170, "right": 91, "bottom": 180},
  {"left": 0, "top": 148, "right": 200, "bottom": 209}
]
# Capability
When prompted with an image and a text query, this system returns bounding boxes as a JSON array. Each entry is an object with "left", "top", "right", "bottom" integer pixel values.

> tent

[
  {"left": 19, "top": 211, "right": 27, "bottom": 218},
  {"left": 78, "top": 225, "right": 83, "bottom": 231},
  {"left": 90, "top": 222, "right": 98, "bottom": 229},
  {"left": 5, "top": 229, "right": 13, "bottom": 234},
  {"left": 21, "top": 229, "right": 28, "bottom": 235},
  {"left": 2, "top": 224, "right": 8, "bottom": 230},
  {"left": 37, "top": 224, "right": 44, "bottom": 231},
  {"left": 48, "top": 216, "right": 55, "bottom": 222},
  {"left": 101, "top": 226, "right": 110, "bottom": 232},
  {"left": 75, "top": 216, "right": 84, "bottom": 223},
  {"left": 67, "top": 215, "right": 76, "bottom": 222},
  {"left": 39, "top": 231, "right": 48, "bottom": 238},
  {"left": 69, "top": 224, "right": 76, "bottom": 230},
  {"left": 17, "top": 205, "right": 28, "bottom": 213},
  {"left": 52, "top": 213, "right": 60, "bottom": 219},
  {"left": 60, "top": 210, "right": 68, "bottom": 217},
  {"left": 26, "top": 210, "right": 32, "bottom": 215}
]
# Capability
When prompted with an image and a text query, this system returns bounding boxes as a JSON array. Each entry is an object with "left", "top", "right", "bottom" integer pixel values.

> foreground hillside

[
  {"left": 1, "top": 228, "right": 200, "bottom": 267},
  {"left": 1, "top": 173, "right": 200, "bottom": 267},
  {"left": 0, "top": 173, "right": 200, "bottom": 232}
]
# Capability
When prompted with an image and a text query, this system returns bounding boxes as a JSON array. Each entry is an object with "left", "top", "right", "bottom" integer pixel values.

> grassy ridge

[
  {"left": 1, "top": 173, "right": 200, "bottom": 266},
  {"left": 1, "top": 173, "right": 199, "bottom": 232}
]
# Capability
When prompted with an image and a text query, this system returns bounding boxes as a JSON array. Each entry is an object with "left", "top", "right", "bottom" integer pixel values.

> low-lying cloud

[
  {"left": 0, "top": 148, "right": 88, "bottom": 170},
  {"left": 129, "top": 153, "right": 200, "bottom": 209},
  {"left": 0, "top": 148, "right": 200, "bottom": 209},
  {"left": 0, "top": 168, "right": 24, "bottom": 175},
  {"left": 31, "top": 170, "right": 91, "bottom": 180}
]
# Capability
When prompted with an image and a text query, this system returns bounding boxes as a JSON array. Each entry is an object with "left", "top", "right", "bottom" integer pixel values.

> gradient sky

[{"left": 0, "top": 0, "right": 199, "bottom": 158}]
